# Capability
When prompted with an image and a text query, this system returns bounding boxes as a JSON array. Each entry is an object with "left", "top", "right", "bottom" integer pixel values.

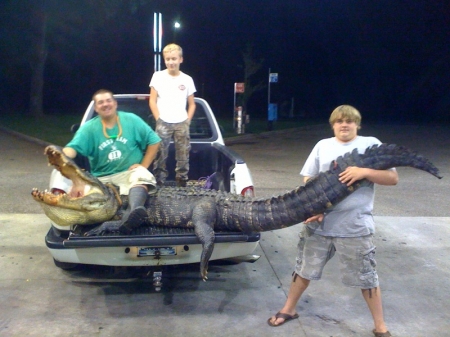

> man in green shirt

[{"left": 64, "top": 89, "right": 161, "bottom": 232}]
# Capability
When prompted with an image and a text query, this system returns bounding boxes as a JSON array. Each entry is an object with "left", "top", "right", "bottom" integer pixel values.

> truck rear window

[{"left": 112, "top": 97, "right": 213, "bottom": 139}]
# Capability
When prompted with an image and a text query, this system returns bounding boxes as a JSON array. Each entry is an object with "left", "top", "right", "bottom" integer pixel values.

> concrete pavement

[{"left": 2, "top": 213, "right": 449, "bottom": 337}]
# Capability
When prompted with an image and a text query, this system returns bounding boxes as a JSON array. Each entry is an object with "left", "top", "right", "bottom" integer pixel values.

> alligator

[{"left": 32, "top": 145, "right": 442, "bottom": 280}]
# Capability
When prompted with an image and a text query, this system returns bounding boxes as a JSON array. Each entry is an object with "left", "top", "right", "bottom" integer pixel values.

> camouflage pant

[
  {"left": 153, "top": 119, "right": 191, "bottom": 183},
  {"left": 294, "top": 224, "right": 379, "bottom": 289}
]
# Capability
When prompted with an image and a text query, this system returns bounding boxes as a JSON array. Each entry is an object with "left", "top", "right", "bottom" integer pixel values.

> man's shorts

[
  {"left": 294, "top": 225, "right": 379, "bottom": 289},
  {"left": 98, "top": 166, "right": 157, "bottom": 195}
]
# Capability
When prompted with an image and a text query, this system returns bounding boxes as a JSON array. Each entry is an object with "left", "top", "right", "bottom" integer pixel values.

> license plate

[{"left": 138, "top": 246, "right": 176, "bottom": 257}]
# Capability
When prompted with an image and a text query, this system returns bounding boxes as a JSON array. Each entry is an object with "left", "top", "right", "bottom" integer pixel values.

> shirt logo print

[
  {"left": 178, "top": 85, "right": 186, "bottom": 90},
  {"left": 108, "top": 150, "right": 122, "bottom": 161}
]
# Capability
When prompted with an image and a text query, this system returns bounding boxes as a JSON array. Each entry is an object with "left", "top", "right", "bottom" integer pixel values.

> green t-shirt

[{"left": 66, "top": 111, "right": 161, "bottom": 177}]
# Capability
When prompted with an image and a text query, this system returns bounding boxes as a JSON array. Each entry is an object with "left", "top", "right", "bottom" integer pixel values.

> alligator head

[{"left": 31, "top": 145, "right": 120, "bottom": 226}]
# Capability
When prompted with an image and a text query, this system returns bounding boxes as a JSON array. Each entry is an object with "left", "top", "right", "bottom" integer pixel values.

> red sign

[{"left": 235, "top": 83, "right": 245, "bottom": 93}]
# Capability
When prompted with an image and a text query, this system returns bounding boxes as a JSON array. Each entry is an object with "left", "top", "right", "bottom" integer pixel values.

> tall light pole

[
  {"left": 173, "top": 21, "right": 181, "bottom": 42},
  {"left": 153, "top": 12, "right": 162, "bottom": 72}
]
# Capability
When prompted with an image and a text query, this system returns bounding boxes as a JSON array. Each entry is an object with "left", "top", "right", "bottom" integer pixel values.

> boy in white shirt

[
  {"left": 149, "top": 43, "right": 196, "bottom": 187},
  {"left": 268, "top": 105, "right": 397, "bottom": 337}
]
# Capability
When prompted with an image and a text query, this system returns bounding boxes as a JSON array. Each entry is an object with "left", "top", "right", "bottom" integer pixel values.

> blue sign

[
  {"left": 269, "top": 73, "right": 278, "bottom": 83},
  {"left": 268, "top": 103, "right": 278, "bottom": 121}
]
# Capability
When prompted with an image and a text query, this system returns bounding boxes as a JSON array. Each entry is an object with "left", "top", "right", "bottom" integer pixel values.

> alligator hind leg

[
  {"left": 192, "top": 201, "right": 217, "bottom": 281},
  {"left": 195, "top": 224, "right": 215, "bottom": 281}
]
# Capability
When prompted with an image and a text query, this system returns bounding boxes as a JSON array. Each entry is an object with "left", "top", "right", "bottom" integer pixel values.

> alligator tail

[
  {"left": 218, "top": 144, "right": 442, "bottom": 233},
  {"left": 335, "top": 143, "right": 442, "bottom": 179}
]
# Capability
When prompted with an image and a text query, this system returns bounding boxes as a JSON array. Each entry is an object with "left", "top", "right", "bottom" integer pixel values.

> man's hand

[
  {"left": 304, "top": 214, "right": 324, "bottom": 223},
  {"left": 68, "top": 183, "right": 86, "bottom": 198},
  {"left": 339, "top": 166, "right": 398, "bottom": 186},
  {"left": 339, "top": 166, "right": 367, "bottom": 186},
  {"left": 128, "top": 164, "right": 142, "bottom": 170},
  {"left": 62, "top": 147, "right": 77, "bottom": 159}
]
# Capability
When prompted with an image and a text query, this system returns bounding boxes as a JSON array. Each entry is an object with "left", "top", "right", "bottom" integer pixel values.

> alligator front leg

[
  {"left": 192, "top": 201, "right": 217, "bottom": 281},
  {"left": 84, "top": 220, "right": 122, "bottom": 236}
]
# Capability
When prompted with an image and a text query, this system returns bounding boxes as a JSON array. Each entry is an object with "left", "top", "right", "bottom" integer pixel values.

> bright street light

[{"left": 173, "top": 21, "right": 181, "bottom": 42}]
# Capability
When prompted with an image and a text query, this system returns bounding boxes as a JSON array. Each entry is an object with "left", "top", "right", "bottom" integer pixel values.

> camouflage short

[
  {"left": 294, "top": 225, "right": 379, "bottom": 289},
  {"left": 153, "top": 119, "right": 191, "bottom": 183}
]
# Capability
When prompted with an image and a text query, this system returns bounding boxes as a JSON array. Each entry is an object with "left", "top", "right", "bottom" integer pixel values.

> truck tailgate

[{"left": 45, "top": 226, "right": 260, "bottom": 249}]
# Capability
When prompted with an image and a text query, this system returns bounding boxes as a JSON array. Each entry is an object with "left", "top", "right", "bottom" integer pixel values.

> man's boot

[
  {"left": 119, "top": 186, "right": 148, "bottom": 234},
  {"left": 176, "top": 177, "right": 187, "bottom": 187}
]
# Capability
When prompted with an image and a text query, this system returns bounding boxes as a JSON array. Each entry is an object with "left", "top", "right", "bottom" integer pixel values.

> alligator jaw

[
  {"left": 44, "top": 145, "right": 112, "bottom": 194},
  {"left": 31, "top": 145, "right": 119, "bottom": 226}
]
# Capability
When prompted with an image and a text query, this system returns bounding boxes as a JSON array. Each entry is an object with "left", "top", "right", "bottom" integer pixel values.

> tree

[
  {"left": 28, "top": 1, "right": 48, "bottom": 117},
  {"left": 0, "top": 0, "right": 148, "bottom": 117},
  {"left": 238, "top": 44, "right": 266, "bottom": 115}
]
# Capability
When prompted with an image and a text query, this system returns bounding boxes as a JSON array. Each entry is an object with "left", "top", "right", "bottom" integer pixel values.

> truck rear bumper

[{"left": 45, "top": 226, "right": 260, "bottom": 267}]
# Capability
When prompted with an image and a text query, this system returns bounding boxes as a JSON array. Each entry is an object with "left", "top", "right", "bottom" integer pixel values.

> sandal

[
  {"left": 373, "top": 329, "right": 392, "bottom": 337},
  {"left": 267, "top": 312, "right": 299, "bottom": 327}
]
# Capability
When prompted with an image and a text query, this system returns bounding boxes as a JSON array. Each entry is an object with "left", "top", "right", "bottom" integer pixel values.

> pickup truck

[{"left": 45, "top": 94, "right": 260, "bottom": 288}]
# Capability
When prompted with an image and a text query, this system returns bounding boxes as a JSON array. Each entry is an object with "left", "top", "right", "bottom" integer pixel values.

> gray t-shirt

[{"left": 300, "top": 136, "right": 383, "bottom": 237}]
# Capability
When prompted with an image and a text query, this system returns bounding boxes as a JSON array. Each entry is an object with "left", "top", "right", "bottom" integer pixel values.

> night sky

[{"left": 1, "top": 0, "right": 449, "bottom": 122}]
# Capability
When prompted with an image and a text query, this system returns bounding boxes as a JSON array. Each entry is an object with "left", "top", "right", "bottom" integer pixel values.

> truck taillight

[{"left": 241, "top": 186, "right": 254, "bottom": 197}]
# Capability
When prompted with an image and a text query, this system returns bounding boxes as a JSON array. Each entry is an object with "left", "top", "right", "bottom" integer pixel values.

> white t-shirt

[
  {"left": 300, "top": 136, "right": 385, "bottom": 237},
  {"left": 149, "top": 70, "right": 196, "bottom": 123}
]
